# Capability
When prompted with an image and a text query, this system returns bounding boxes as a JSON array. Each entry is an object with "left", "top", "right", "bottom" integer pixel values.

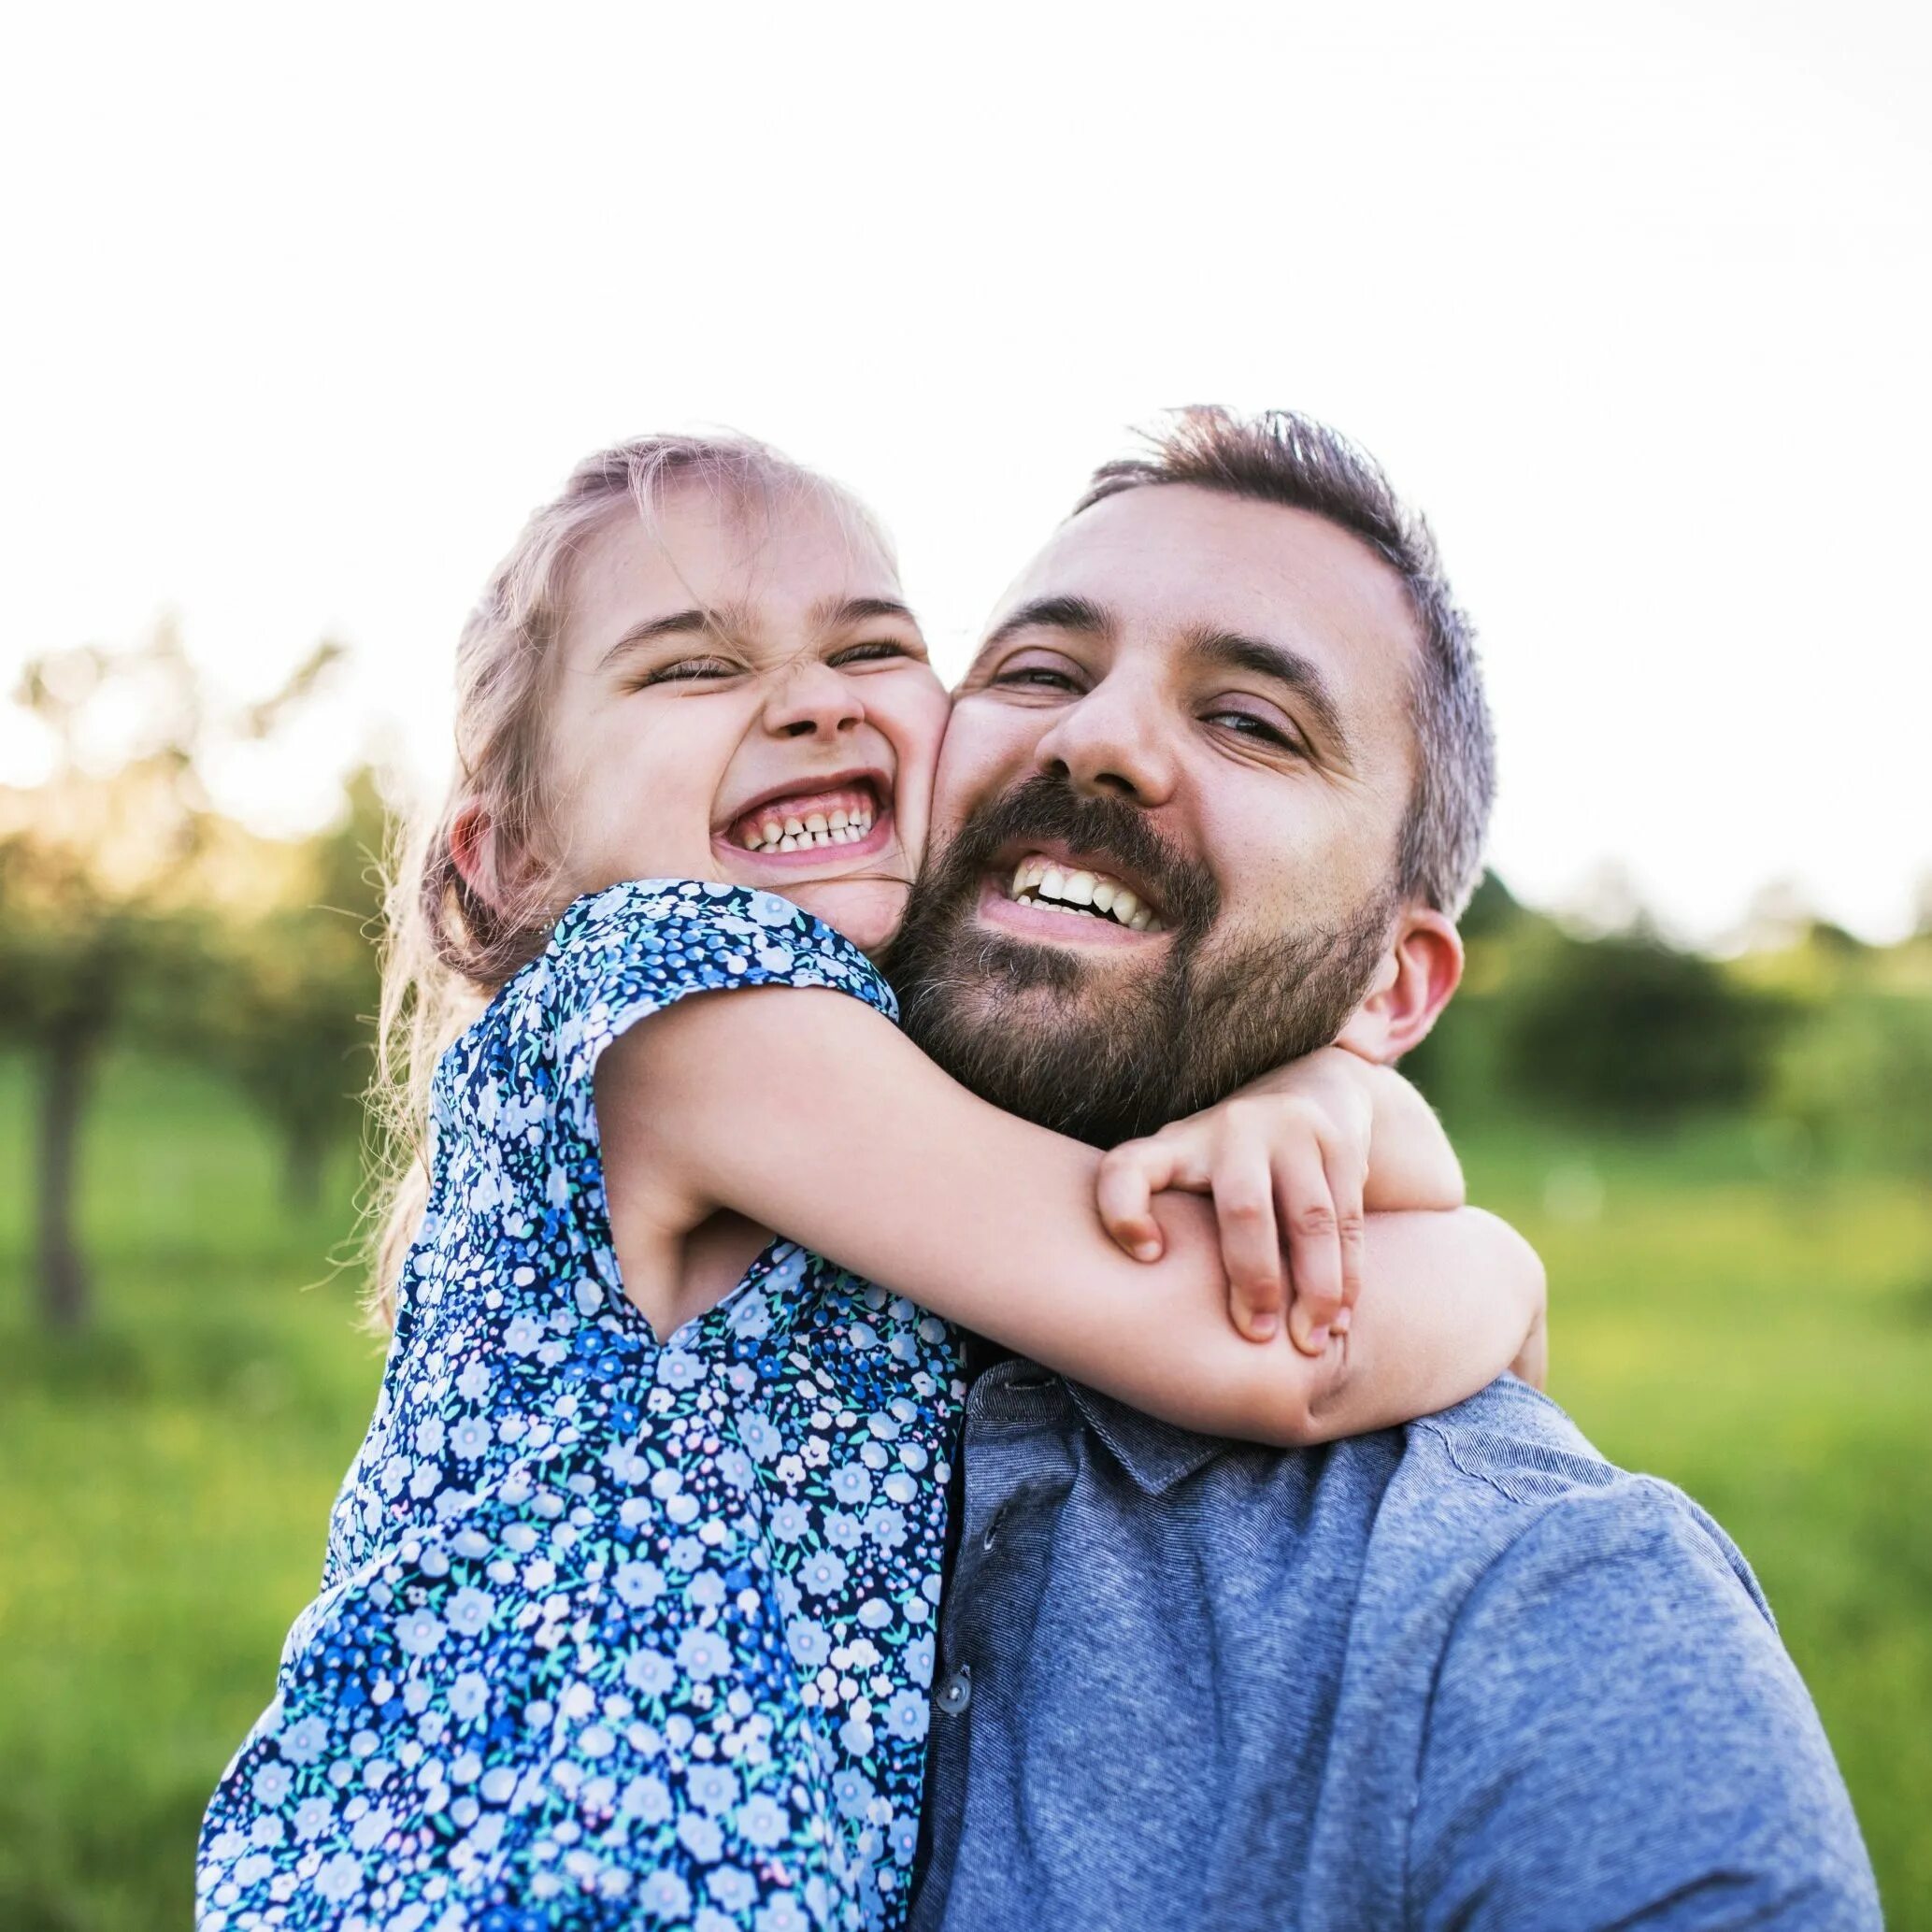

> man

[{"left": 888, "top": 408, "right": 1880, "bottom": 1929}]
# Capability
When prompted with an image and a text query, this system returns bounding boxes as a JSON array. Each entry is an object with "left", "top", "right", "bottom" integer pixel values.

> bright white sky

[{"left": 3, "top": 0, "right": 1927, "bottom": 940}]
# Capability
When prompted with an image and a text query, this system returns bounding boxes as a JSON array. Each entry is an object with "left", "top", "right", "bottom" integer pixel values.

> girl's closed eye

[
  {"left": 638, "top": 654, "right": 741, "bottom": 688},
  {"left": 830, "top": 639, "right": 919, "bottom": 668}
]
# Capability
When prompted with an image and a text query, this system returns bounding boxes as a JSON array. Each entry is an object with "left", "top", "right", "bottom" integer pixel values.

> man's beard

[{"left": 883, "top": 771, "right": 1397, "bottom": 1146}]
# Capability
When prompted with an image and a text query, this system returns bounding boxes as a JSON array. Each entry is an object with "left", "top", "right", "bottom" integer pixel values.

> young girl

[{"left": 198, "top": 436, "right": 1543, "bottom": 1932}]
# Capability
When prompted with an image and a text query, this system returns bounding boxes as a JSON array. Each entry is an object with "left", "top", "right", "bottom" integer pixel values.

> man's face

[{"left": 888, "top": 482, "right": 1424, "bottom": 1143}]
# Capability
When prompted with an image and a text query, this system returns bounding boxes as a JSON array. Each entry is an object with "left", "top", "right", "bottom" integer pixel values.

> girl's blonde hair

[{"left": 367, "top": 432, "right": 893, "bottom": 1325}]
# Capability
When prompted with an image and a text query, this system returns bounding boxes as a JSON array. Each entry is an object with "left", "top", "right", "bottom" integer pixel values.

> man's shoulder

[
  {"left": 1381, "top": 1384, "right": 1882, "bottom": 1927},
  {"left": 1305, "top": 1382, "right": 1881, "bottom": 1926},
  {"left": 1355, "top": 1376, "right": 1772, "bottom": 1629}
]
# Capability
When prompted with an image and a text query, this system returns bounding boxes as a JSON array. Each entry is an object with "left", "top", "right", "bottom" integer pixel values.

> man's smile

[{"left": 974, "top": 838, "right": 1173, "bottom": 944}]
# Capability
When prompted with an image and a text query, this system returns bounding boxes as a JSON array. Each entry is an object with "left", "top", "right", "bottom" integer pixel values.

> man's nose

[
  {"left": 1031, "top": 680, "right": 1178, "bottom": 807},
  {"left": 763, "top": 659, "right": 864, "bottom": 740}
]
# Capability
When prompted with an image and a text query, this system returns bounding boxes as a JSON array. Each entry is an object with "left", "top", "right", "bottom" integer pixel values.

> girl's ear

[
  {"left": 1333, "top": 906, "right": 1465, "bottom": 1065},
  {"left": 449, "top": 802, "right": 521, "bottom": 916}
]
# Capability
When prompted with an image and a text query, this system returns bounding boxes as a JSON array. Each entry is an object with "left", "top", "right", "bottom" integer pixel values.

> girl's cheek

[{"left": 897, "top": 679, "right": 953, "bottom": 811}]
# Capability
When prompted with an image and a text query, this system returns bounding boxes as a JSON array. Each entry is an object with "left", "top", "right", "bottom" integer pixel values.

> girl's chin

[{"left": 778, "top": 875, "right": 911, "bottom": 958}]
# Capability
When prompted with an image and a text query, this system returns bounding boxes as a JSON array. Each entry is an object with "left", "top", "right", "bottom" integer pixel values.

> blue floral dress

[{"left": 198, "top": 880, "right": 965, "bottom": 1932}]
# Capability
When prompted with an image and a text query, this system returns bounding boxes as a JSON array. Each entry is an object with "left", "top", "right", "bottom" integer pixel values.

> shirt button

[{"left": 938, "top": 1666, "right": 972, "bottom": 1715}]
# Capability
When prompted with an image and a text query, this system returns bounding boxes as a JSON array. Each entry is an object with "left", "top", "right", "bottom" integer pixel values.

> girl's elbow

[{"left": 1227, "top": 1346, "right": 1352, "bottom": 1450}]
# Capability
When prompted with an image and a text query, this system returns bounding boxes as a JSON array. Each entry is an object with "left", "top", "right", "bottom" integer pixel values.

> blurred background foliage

[{"left": 3, "top": 636, "right": 1929, "bottom": 1926}]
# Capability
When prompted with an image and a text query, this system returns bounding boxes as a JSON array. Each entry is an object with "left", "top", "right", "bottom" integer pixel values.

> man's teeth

[
  {"left": 1007, "top": 855, "right": 1166, "bottom": 932},
  {"left": 736, "top": 797, "right": 877, "bottom": 852}
]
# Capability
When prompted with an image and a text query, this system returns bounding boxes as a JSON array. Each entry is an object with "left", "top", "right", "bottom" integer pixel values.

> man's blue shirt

[{"left": 909, "top": 1367, "right": 1879, "bottom": 1930}]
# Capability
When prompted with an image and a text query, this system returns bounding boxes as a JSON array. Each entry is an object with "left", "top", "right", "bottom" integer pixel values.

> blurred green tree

[
  {"left": 193, "top": 767, "right": 388, "bottom": 1208},
  {"left": 1775, "top": 991, "right": 1932, "bottom": 1177},
  {"left": 1455, "top": 867, "right": 1529, "bottom": 944},
  {"left": 1408, "top": 875, "right": 1811, "bottom": 1134},
  {"left": 1496, "top": 927, "right": 1790, "bottom": 1122},
  {"left": 0, "top": 626, "right": 344, "bottom": 1326}
]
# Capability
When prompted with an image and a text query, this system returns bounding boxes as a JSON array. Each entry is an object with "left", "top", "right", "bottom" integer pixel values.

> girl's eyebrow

[
  {"left": 810, "top": 595, "right": 919, "bottom": 629},
  {"left": 599, "top": 608, "right": 717, "bottom": 666},
  {"left": 601, "top": 595, "right": 917, "bottom": 670}
]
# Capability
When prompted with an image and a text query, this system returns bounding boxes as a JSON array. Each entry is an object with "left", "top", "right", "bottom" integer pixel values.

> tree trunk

[{"left": 35, "top": 1022, "right": 96, "bottom": 1330}]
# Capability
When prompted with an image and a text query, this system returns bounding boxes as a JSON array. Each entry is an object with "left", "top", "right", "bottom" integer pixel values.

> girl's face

[{"left": 537, "top": 482, "right": 949, "bottom": 954}]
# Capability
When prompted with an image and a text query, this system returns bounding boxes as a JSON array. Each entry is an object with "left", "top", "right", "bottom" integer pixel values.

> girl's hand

[{"left": 1096, "top": 1049, "right": 1384, "bottom": 1353}]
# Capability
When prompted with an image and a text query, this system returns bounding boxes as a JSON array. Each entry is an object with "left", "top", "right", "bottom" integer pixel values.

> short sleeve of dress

[{"left": 536, "top": 876, "right": 898, "bottom": 1152}]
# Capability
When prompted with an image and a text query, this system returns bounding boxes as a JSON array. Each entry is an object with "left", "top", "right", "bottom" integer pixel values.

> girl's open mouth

[{"left": 721, "top": 773, "right": 889, "bottom": 860}]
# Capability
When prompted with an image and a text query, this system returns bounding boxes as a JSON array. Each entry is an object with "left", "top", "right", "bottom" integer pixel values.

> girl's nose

[{"left": 764, "top": 659, "right": 865, "bottom": 740}]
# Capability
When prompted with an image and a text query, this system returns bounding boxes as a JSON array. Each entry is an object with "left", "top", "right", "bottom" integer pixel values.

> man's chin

[
  {"left": 945, "top": 918, "right": 1153, "bottom": 1006},
  {"left": 947, "top": 958, "right": 1116, "bottom": 1028},
  {"left": 891, "top": 913, "right": 1183, "bottom": 1145}
]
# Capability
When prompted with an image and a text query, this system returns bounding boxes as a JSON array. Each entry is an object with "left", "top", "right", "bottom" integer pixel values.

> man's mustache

[{"left": 931, "top": 771, "right": 1220, "bottom": 938}]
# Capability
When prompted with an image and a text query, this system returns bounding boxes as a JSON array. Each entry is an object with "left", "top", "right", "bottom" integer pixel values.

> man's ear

[{"left": 1333, "top": 905, "right": 1464, "bottom": 1064}]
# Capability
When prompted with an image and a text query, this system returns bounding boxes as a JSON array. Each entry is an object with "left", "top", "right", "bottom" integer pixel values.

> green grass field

[{"left": 2, "top": 1054, "right": 1928, "bottom": 1928}]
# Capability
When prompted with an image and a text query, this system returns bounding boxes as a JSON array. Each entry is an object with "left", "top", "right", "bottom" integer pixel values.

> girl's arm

[
  {"left": 1095, "top": 1049, "right": 1551, "bottom": 1433},
  {"left": 602, "top": 986, "right": 1541, "bottom": 1448}
]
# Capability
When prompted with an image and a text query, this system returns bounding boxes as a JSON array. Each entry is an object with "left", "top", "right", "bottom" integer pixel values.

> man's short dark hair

[{"left": 1075, "top": 406, "right": 1496, "bottom": 917}]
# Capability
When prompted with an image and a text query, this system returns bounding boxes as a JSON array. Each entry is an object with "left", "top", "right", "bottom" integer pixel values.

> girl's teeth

[{"left": 730, "top": 792, "right": 878, "bottom": 853}]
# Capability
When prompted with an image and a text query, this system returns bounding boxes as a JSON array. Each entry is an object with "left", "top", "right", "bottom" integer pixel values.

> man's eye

[
  {"left": 640, "top": 656, "right": 737, "bottom": 686},
  {"left": 995, "top": 666, "right": 1080, "bottom": 692},
  {"left": 1207, "top": 708, "right": 1299, "bottom": 751}
]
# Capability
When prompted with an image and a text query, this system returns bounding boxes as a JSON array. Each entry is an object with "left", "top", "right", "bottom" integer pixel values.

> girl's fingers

[
  {"left": 1211, "top": 1141, "right": 1287, "bottom": 1341},
  {"left": 1096, "top": 1137, "right": 1190, "bottom": 1260},
  {"left": 1279, "top": 1143, "right": 1345, "bottom": 1355},
  {"left": 1321, "top": 1137, "right": 1368, "bottom": 1327}
]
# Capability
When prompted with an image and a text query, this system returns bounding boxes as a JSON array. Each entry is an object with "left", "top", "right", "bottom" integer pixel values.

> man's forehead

[{"left": 986, "top": 483, "right": 1420, "bottom": 693}]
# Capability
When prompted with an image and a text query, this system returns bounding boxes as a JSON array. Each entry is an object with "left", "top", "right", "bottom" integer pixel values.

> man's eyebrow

[
  {"left": 1186, "top": 627, "right": 1352, "bottom": 757},
  {"left": 981, "top": 594, "right": 1114, "bottom": 651}
]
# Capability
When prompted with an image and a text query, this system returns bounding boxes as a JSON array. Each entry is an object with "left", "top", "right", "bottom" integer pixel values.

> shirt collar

[{"left": 1066, "top": 1381, "right": 1234, "bottom": 1496}]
